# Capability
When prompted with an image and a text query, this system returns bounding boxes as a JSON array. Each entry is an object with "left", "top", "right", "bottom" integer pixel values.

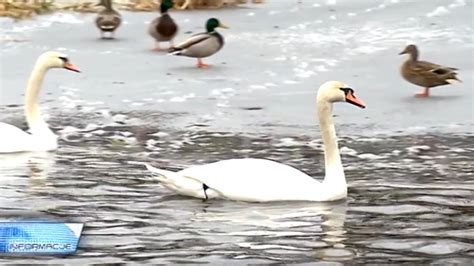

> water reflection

[
  {"left": 0, "top": 152, "right": 55, "bottom": 180},
  {"left": 173, "top": 200, "right": 353, "bottom": 262}
]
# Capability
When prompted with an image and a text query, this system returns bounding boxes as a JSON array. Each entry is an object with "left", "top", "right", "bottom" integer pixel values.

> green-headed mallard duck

[
  {"left": 168, "top": 18, "right": 228, "bottom": 68},
  {"left": 95, "top": 0, "right": 121, "bottom": 39},
  {"left": 399, "top": 44, "right": 461, "bottom": 97},
  {"left": 149, "top": 0, "right": 178, "bottom": 51}
]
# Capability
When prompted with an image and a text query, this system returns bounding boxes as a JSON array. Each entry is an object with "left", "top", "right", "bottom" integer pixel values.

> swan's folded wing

[
  {"left": 0, "top": 122, "right": 33, "bottom": 153},
  {"left": 145, "top": 163, "right": 209, "bottom": 198},
  {"left": 178, "top": 158, "right": 319, "bottom": 202}
]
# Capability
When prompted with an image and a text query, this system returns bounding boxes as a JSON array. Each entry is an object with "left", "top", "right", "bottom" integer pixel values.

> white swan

[
  {"left": 0, "top": 51, "right": 80, "bottom": 153},
  {"left": 145, "top": 81, "right": 366, "bottom": 202}
]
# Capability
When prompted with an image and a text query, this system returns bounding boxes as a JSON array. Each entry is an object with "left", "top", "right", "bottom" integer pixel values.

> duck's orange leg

[
  {"left": 152, "top": 42, "right": 162, "bottom": 51},
  {"left": 196, "top": 58, "right": 210, "bottom": 68},
  {"left": 415, "top": 87, "right": 430, "bottom": 97}
]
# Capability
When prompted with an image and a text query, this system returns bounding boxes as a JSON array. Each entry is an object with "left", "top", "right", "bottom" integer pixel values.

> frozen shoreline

[{"left": 1, "top": 0, "right": 472, "bottom": 136}]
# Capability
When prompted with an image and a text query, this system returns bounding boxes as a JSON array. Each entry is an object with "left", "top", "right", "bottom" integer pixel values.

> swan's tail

[
  {"left": 144, "top": 163, "right": 177, "bottom": 183},
  {"left": 143, "top": 162, "right": 210, "bottom": 199}
]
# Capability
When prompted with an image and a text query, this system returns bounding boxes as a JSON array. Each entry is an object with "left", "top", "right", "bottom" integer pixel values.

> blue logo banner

[{"left": 0, "top": 222, "right": 83, "bottom": 254}]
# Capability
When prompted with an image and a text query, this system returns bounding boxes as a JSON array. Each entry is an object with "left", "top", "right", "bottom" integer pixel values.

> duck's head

[
  {"left": 317, "top": 81, "right": 365, "bottom": 108},
  {"left": 399, "top": 44, "right": 419, "bottom": 58},
  {"left": 206, "top": 18, "right": 229, "bottom": 32},
  {"left": 160, "top": 0, "right": 174, "bottom": 13},
  {"left": 37, "top": 51, "right": 81, "bottom": 73}
]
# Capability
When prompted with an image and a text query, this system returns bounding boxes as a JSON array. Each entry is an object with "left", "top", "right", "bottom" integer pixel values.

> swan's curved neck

[
  {"left": 317, "top": 100, "right": 345, "bottom": 185},
  {"left": 25, "top": 62, "right": 47, "bottom": 129}
]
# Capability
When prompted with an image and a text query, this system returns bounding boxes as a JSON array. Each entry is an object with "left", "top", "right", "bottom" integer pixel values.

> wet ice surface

[{"left": 1, "top": 0, "right": 473, "bottom": 264}]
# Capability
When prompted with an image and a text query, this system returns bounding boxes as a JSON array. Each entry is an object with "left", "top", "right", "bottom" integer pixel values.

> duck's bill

[
  {"left": 346, "top": 93, "right": 366, "bottom": 108},
  {"left": 218, "top": 23, "right": 229, "bottom": 29},
  {"left": 64, "top": 62, "right": 81, "bottom": 73}
]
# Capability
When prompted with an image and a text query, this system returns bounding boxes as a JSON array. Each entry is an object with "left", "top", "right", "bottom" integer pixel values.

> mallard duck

[
  {"left": 168, "top": 18, "right": 228, "bottom": 68},
  {"left": 149, "top": 0, "right": 178, "bottom": 51},
  {"left": 95, "top": 0, "right": 121, "bottom": 39},
  {"left": 399, "top": 44, "right": 460, "bottom": 97}
]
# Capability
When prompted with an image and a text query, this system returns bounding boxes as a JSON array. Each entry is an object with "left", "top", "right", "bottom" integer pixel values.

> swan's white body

[
  {"left": 0, "top": 51, "right": 79, "bottom": 153},
  {"left": 0, "top": 121, "right": 57, "bottom": 153},
  {"left": 146, "top": 158, "right": 346, "bottom": 202},
  {"left": 146, "top": 81, "right": 365, "bottom": 202}
]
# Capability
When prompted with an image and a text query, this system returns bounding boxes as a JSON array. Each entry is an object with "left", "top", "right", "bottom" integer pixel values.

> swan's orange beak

[
  {"left": 64, "top": 62, "right": 81, "bottom": 73},
  {"left": 346, "top": 92, "right": 366, "bottom": 109}
]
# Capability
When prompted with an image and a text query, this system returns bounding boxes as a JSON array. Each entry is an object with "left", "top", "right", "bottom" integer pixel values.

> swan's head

[
  {"left": 37, "top": 51, "right": 81, "bottom": 73},
  {"left": 317, "top": 81, "right": 366, "bottom": 108}
]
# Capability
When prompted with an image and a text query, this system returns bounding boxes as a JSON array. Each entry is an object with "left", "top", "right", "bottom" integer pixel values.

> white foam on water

[
  {"left": 427, "top": 6, "right": 450, "bottom": 17},
  {"left": 247, "top": 12, "right": 255, "bottom": 16},
  {"left": 264, "top": 82, "right": 278, "bottom": 87},
  {"left": 340, "top": 146, "right": 358, "bottom": 156},
  {"left": 249, "top": 85, "right": 267, "bottom": 90},
  {"left": 274, "top": 56, "right": 287, "bottom": 61},
  {"left": 112, "top": 114, "right": 127, "bottom": 123},
  {"left": 169, "top": 97, "right": 186, "bottom": 103},
  {"left": 169, "top": 93, "right": 195, "bottom": 103},
  {"left": 314, "top": 65, "right": 329, "bottom": 72},
  {"left": 217, "top": 102, "right": 230, "bottom": 108},
  {"left": 449, "top": 0, "right": 466, "bottom": 8},
  {"left": 84, "top": 123, "right": 99, "bottom": 131},
  {"left": 274, "top": 137, "right": 300, "bottom": 147},
  {"left": 406, "top": 145, "right": 431, "bottom": 154},
  {"left": 357, "top": 153, "right": 385, "bottom": 160},
  {"left": 159, "top": 90, "right": 175, "bottom": 95},
  {"left": 326, "top": 0, "right": 336, "bottom": 5},
  {"left": 294, "top": 69, "right": 316, "bottom": 78},
  {"left": 221, "top": 87, "right": 235, "bottom": 93},
  {"left": 130, "top": 102, "right": 145, "bottom": 107},
  {"left": 80, "top": 106, "right": 95, "bottom": 113},
  {"left": 347, "top": 13, "right": 357, "bottom": 17},
  {"left": 59, "top": 126, "right": 80, "bottom": 134},
  {"left": 92, "top": 129, "right": 106, "bottom": 135}
]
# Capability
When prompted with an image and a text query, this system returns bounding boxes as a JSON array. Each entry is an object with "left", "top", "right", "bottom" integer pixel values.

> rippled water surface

[
  {"left": 1, "top": 0, "right": 473, "bottom": 264},
  {"left": 0, "top": 111, "right": 473, "bottom": 264}
]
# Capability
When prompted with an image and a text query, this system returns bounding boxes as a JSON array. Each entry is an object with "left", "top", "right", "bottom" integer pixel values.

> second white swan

[
  {"left": 0, "top": 51, "right": 80, "bottom": 153},
  {"left": 146, "top": 81, "right": 366, "bottom": 202}
]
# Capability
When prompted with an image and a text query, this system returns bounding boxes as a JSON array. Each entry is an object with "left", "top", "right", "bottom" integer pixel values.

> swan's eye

[
  {"left": 59, "top": 56, "right": 69, "bottom": 63},
  {"left": 340, "top": 87, "right": 354, "bottom": 96}
]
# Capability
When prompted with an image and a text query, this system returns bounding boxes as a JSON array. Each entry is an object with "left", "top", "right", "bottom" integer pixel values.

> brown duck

[
  {"left": 149, "top": 0, "right": 178, "bottom": 51},
  {"left": 399, "top": 44, "right": 460, "bottom": 97},
  {"left": 95, "top": 0, "right": 121, "bottom": 39}
]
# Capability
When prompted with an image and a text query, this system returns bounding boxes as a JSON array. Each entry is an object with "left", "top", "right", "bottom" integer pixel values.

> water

[{"left": 1, "top": 0, "right": 473, "bottom": 264}]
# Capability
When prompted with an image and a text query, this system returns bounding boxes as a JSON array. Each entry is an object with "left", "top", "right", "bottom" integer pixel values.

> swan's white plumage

[
  {"left": 0, "top": 122, "right": 57, "bottom": 153},
  {"left": 146, "top": 81, "right": 365, "bottom": 202},
  {"left": 0, "top": 51, "right": 76, "bottom": 153}
]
